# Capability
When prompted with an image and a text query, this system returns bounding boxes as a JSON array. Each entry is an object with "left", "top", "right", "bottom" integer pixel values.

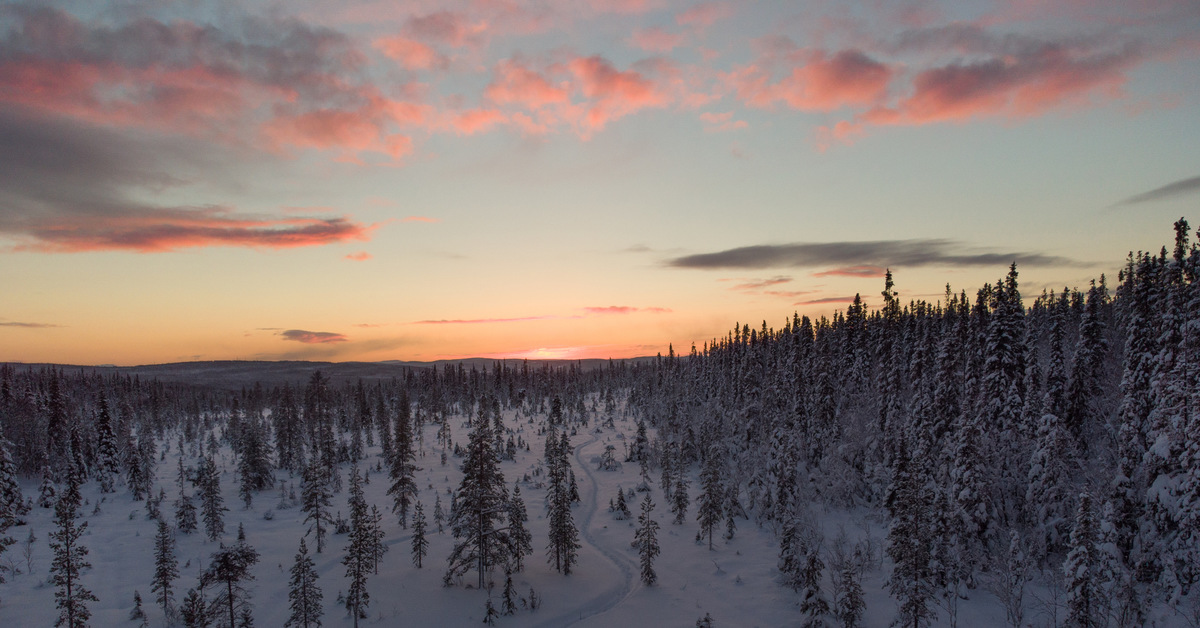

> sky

[{"left": 1, "top": 0, "right": 1199, "bottom": 365}]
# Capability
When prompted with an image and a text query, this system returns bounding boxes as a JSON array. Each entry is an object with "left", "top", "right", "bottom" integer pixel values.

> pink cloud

[
  {"left": 281, "top": 329, "right": 348, "bottom": 344},
  {"left": 868, "top": 43, "right": 1138, "bottom": 125},
  {"left": 345, "top": 251, "right": 372, "bottom": 261},
  {"left": 404, "top": 11, "right": 487, "bottom": 48},
  {"left": 402, "top": 216, "right": 440, "bottom": 223},
  {"left": 590, "top": 0, "right": 660, "bottom": 15},
  {"left": 374, "top": 36, "right": 447, "bottom": 70},
  {"left": 448, "top": 108, "right": 508, "bottom": 135},
  {"left": 812, "top": 265, "right": 886, "bottom": 277},
  {"left": 631, "top": 28, "right": 685, "bottom": 53},
  {"left": 698, "top": 111, "right": 748, "bottom": 132},
  {"left": 568, "top": 55, "right": 671, "bottom": 132},
  {"left": 677, "top": 2, "right": 733, "bottom": 29},
  {"left": 584, "top": 306, "right": 673, "bottom": 314},
  {"left": 485, "top": 59, "right": 570, "bottom": 108},
  {"left": 734, "top": 49, "right": 893, "bottom": 112}
]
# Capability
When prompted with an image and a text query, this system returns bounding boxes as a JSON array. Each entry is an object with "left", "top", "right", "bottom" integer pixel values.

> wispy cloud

[
  {"left": 413, "top": 316, "right": 558, "bottom": 325},
  {"left": 813, "top": 265, "right": 887, "bottom": 277},
  {"left": 402, "top": 216, "right": 441, "bottom": 223},
  {"left": 798, "top": 296, "right": 861, "bottom": 305},
  {"left": 584, "top": 306, "right": 673, "bottom": 314},
  {"left": 0, "top": 321, "right": 62, "bottom": 328},
  {"left": 345, "top": 251, "right": 372, "bottom": 261},
  {"left": 280, "top": 329, "right": 348, "bottom": 344},
  {"left": 1116, "top": 175, "right": 1200, "bottom": 205},
  {"left": 668, "top": 240, "right": 1079, "bottom": 270}
]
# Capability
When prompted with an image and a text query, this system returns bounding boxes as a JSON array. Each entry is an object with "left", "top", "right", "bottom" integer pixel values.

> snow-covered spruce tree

[
  {"left": 445, "top": 409, "right": 510, "bottom": 588},
  {"left": 180, "top": 587, "right": 208, "bottom": 628},
  {"left": 411, "top": 500, "right": 428, "bottom": 568},
  {"left": 434, "top": 494, "right": 445, "bottom": 534},
  {"left": 502, "top": 569, "right": 517, "bottom": 615},
  {"left": 130, "top": 590, "right": 147, "bottom": 624},
  {"left": 201, "top": 527, "right": 260, "bottom": 628},
  {"left": 386, "top": 394, "right": 418, "bottom": 528},
  {"left": 697, "top": 443, "right": 729, "bottom": 550},
  {"left": 301, "top": 459, "right": 334, "bottom": 553},
  {"left": 634, "top": 494, "right": 660, "bottom": 586},
  {"left": 196, "top": 456, "right": 226, "bottom": 542},
  {"left": 0, "top": 422, "right": 26, "bottom": 524},
  {"left": 152, "top": 517, "right": 178, "bottom": 616},
  {"left": 507, "top": 483, "right": 533, "bottom": 572},
  {"left": 93, "top": 389, "right": 120, "bottom": 493},
  {"left": 886, "top": 439, "right": 938, "bottom": 628},
  {"left": 369, "top": 505, "right": 388, "bottom": 574},
  {"left": 546, "top": 428, "right": 580, "bottom": 575},
  {"left": 1065, "top": 278, "right": 1110, "bottom": 450},
  {"left": 834, "top": 560, "right": 864, "bottom": 628},
  {"left": 129, "top": 431, "right": 157, "bottom": 502},
  {"left": 800, "top": 547, "right": 832, "bottom": 628},
  {"left": 612, "top": 485, "right": 632, "bottom": 520},
  {"left": 343, "top": 466, "right": 372, "bottom": 625},
  {"left": 1026, "top": 297, "right": 1079, "bottom": 561},
  {"left": 0, "top": 515, "right": 12, "bottom": 605},
  {"left": 49, "top": 474, "right": 96, "bottom": 628},
  {"left": 237, "top": 416, "right": 273, "bottom": 508},
  {"left": 286, "top": 538, "right": 323, "bottom": 628},
  {"left": 38, "top": 465, "right": 57, "bottom": 509},
  {"left": 1064, "top": 492, "right": 1104, "bottom": 628},
  {"left": 671, "top": 457, "right": 690, "bottom": 525},
  {"left": 273, "top": 383, "right": 304, "bottom": 473},
  {"left": 174, "top": 456, "right": 198, "bottom": 535}
]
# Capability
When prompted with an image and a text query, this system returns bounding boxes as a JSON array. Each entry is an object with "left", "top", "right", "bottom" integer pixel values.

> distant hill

[{"left": 5, "top": 357, "right": 654, "bottom": 390}]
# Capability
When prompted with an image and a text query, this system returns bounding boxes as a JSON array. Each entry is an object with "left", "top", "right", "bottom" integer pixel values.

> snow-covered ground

[{"left": 0, "top": 402, "right": 1152, "bottom": 627}]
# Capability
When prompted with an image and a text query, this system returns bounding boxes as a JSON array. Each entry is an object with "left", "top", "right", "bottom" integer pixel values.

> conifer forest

[{"left": 1, "top": 220, "right": 1199, "bottom": 627}]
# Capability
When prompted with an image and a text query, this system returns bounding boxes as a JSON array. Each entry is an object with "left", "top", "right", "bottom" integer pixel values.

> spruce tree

[
  {"left": 0, "top": 423, "right": 26, "bottom": 525},
  {"left": 634, "top": 494, "right": 660, "bottom": 586},
  {"left": 174, "top": 457, "right": 199, "bottom": 535},
  {"left": 286, "top": 538, "right": 323, "bottom": 628},
  {"left": 671, "top": 467, "right": 690, "bottom": 526},
  {"left": 546, "top": 429, "right": 580, "bottom": 575},
  {"left": 446, "top": 411, "right": 509, "bottom": 588},
  {"left": 94, "top": 390, "right": 120, "bottom": 493},
  {"left": 502, "top": 569, "right": 517, "bottom": 615},
  {"left": 369, "top": 504, "right": 388, "bottom": 574},
  {"left": 886, "top": 439, "right": 937, "bottom": 628},
  {"left": 237, "top": 417, "right": 273, "bottom": 508},
  {"left": 49, "top": 475, "right": 96, "bottom": 628},
  {"left": 697, "top": 448, "right": 724, "bottom": 550},
  {"left": 151, "top": 517, "right": 178, "bottom": 616},
  {"left": 1064, "top": 492, "right": 1103, "bottom": 628},
  {"left": 180, "top": 587, "right": 207, "bottom": 628},
  {"left": 411, "top": 500, "right": 428, "bottom": 568},
  {"left": 343, "top": 466, "right": 372, "bottom": 625},
  {"left": 507, "top": 483, "right": 533, "bottom": 572},
  {"left": 301, "top": 460, "right": 334, "bottom": 553},
  {"left": 201, "top": 529, "right": 260, "bottom": 628},
  {"left": 196, "top": 456, "right": 226, "bottom": 542},
  {"left": 834, "top": 561, "right": 864, "bottom": 628},
  {"left": 386, "top": 397, "right": 419, "bottom": 528}
]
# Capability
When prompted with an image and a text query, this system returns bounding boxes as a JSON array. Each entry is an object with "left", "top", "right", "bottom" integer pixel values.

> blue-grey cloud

[
  {"left": 1117, "top": 175, "right": 1200, "bottom": 205},
  {"left": 667, "top": 240, "right": 1080, "bottom": 271}
]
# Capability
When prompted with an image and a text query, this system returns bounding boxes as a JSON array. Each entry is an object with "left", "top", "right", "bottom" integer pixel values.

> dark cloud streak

[
  {"left": 1117, "top": 175, "right": 1200, "bottom": 205},
  {"left": 667, "top": 240, "right": 1080, "bottom": 270}
]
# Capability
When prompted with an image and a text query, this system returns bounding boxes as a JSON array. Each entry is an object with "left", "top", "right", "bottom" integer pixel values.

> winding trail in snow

[{"left": 527, "top": 430, "right": 639, "bottom": 628}]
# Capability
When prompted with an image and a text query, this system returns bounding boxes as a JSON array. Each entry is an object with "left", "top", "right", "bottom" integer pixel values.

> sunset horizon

[{"left": 3, "top": 0, "right": 1198, "bottom": 366}]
